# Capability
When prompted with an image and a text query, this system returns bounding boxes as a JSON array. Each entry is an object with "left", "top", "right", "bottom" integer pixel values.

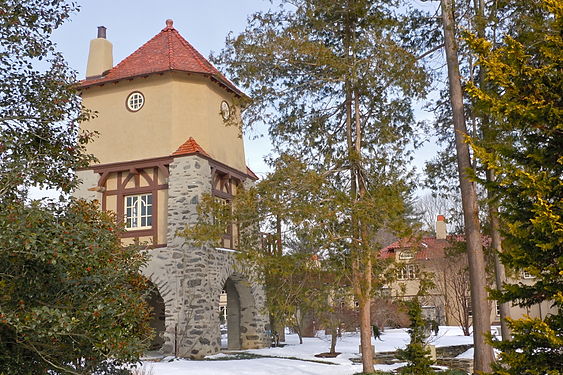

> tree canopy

[
  {"left": 211, "top": 2, "right": 431, "bottom": 372},
  {"left": 466, "top": 1, "right": 562, "bottom": 373},
  {"left": 0, "top": 1, "right": 152, "bottom": 373},
  {"left": 0, "top": 0, "right": 95, "bottom": 201}
]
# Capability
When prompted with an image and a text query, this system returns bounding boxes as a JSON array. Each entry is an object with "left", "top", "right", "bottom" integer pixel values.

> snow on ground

[{"left": 136, "top": 326, "right": 478, "bottom": 375}]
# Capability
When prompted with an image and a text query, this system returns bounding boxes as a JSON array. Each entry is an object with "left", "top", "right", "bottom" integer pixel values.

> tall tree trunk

[
  {"left": 441, "top": 0, "right": 494, "bottom": 372},
  {"left": 487, "top": 169, "right": 511, "bottom": 341},
  {"left": 473, "top": 0, "right": 512, "bottom": 342},
  {"left": 354, "top": 90, "right": 374, "bottom": 373},
  {"left": 329, "top": 326, "right": 338, "bottom": 354}
]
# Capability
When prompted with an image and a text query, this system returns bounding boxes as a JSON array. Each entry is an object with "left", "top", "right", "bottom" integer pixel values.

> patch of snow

[
  {"left": 137, "top": 326, "right": 476, "bottom": 374},
  {"left": 456, "top": 347, "right": 474, "bottom": 359}
]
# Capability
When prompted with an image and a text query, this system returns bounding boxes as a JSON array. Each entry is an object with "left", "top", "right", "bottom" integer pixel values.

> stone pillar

[{"left": 166, "top": 155, "right": 216, "bottom": 358}]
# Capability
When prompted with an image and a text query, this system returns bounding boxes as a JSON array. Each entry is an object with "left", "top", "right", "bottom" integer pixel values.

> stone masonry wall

[{"left": 143, "top": 154, "right": 269, "bottom": 358}]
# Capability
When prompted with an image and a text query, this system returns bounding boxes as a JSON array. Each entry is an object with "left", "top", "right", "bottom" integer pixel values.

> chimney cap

[
  {"left": 97, "top": 26, "right": 107, "bottom": 39},
  {"left": 437, "top": 215, "right": 445, "bottom": 222}
]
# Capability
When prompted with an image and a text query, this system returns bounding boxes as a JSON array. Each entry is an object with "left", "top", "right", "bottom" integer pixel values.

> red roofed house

[
  {"left": 380, "top": 216, "right": 555, "bottom": 334},
  {"left": 73, "top": 21, "right": 268, "bottom": 358}
]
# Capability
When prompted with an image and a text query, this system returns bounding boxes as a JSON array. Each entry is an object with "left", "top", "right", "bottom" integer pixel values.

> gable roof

[
  {"left": 380, "top": 234, "right": 491, "bottom": 260},
  {"left": 78, "top": 19, "right": 243, "bottom": 96},
  {"left": 380, "top": 237, "right": 448, "bottom": 260},
  {"left": 172, "top": 137, "right": 210, "bottom": 157}
]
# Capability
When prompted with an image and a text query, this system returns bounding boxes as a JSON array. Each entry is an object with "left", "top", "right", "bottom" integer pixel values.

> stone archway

[
  {"left": 146, "top": 281, "right": 166, "bottom": 351},
  {"left": 220, "top": 273, "right": 261, "bottom": 350}
]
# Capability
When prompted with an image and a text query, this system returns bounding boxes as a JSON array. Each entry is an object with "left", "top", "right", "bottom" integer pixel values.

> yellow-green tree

[{"left": 466, "top": 1, "right": 562, "bottom": 374}]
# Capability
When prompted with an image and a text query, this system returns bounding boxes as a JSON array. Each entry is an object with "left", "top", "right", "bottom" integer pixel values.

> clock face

[{"left": 220, "top": 101, "right": 231, "bottom": 120}]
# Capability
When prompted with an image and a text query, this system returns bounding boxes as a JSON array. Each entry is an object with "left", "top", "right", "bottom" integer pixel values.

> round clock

[{"left": 220, "top": 101, "right": 231, "bottom": 120}]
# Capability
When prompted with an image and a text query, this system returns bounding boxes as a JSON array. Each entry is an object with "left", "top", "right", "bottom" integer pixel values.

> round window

[{"left": 126, "top": 92, "right": 144, "bottom": 112}]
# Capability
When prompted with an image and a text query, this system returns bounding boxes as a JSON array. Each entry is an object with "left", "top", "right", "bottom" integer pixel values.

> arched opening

[
  {"left": 220, "top": 275, "right": 257, "bottom": 350},
  {"left": 146, "top": 281, "right": 166, "bottom": 351}
]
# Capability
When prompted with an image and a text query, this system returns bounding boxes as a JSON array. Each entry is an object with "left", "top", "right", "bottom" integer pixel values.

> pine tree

[
  {"left": 466, "top": 1, "right": 562, "bottom": 374},
  {"left": 212, "top": 2, "right": 430, "bottom": 371},
  {"left": 396, "top": 297, "right": 435, "bottom": 375}
]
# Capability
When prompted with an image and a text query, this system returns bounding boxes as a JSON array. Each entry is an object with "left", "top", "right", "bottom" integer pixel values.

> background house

[{"left": 379, "top": 215, "right": 556, "bottom": 333}]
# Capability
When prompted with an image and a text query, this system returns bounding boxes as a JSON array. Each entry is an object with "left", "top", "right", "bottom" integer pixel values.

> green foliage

[
  {"left": 0, "top": 0, "right": 96, "bottom": 201},
  {"left": 0, "top": 3, "right": 152, "bottom": 372},
  {"left": 210, "top": 2, "right": 432, "bottom": 371},
  {"left": 491, "top": 316, "right": 562, "bottom": 375},
  {"left": 395, "top": 279, "right": 436, "bottom": 375},
  {"left": 0, "top": 200, "right": 152, "bottom": 374},
  {"left": 465, "top": 1, "right": 562, "bottom": 374}
]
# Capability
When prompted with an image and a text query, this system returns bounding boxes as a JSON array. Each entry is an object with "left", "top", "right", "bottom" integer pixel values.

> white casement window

[
  {"left": 399, "top": 251, "right": 414, "bottom": 260},
  {"left": 397, "top": 264, "right": 419, "bottom": 280},
  {"left": 125, "top": 193, "right": 152, "bottom": 229}
]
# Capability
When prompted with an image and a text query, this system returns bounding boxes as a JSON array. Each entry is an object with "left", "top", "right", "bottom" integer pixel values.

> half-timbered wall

[{"left": 92, "top": 157, "right": 172, "bottom": 247}]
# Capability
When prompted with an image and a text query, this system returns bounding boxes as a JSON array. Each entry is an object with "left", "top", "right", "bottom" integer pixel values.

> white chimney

[
  {"left": 86, "top": 26, "right": 113, "bottom": 78},
  {"left": 436, "top": 215, "right": 447, "bottom": 240}
]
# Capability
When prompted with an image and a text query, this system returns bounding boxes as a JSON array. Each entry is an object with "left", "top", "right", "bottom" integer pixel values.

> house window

[
  {"left": 522, "top": 271, "right": 535, "bottom": 279},
  {"left": 125, "top": 193, "right": 152, "bottom": 229},
  {"left": 126, "top": 91, "right": 144, "bottom": 111},
  {"left": 399, "top": 251, "right": 414, "bottom": 260},
  {"left": 397, "top": 264, "right": 419, "bottom": 280},
  {"left": 495, "top": 301, "right": 501, "bottom": 316}
]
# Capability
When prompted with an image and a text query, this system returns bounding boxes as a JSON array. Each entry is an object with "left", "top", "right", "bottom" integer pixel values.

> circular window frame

[
  {"left": 126, "top": 91, "right": 145, "bottom": 112},
  {"left": 220, "top": 100, "right": 231, "bottom": 121}
]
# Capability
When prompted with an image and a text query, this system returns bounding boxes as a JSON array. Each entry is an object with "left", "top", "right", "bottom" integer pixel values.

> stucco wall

[{"left": 80, "top": 72, "right": 246, "bottom": 172}]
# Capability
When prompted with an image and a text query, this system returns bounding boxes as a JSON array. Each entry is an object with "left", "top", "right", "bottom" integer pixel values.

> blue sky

[{"left": 47, "top": 0, "right": 439, "bottom": 189}]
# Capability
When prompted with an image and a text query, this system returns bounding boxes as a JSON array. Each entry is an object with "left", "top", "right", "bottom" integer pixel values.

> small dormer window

[
  {"left": 127, "top": 91, "right": 144, "bottom": 111},
  {"left": 399, "top": 250, "right": 414, "bottom": 260}
]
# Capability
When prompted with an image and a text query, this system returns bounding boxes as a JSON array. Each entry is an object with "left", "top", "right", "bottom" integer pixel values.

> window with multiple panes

[
  {"left": 397, "top": 264, "right": 419, "bottom": 280},
  {"left": 127, "top": 92, "right": 144, "bottom": 111},
  {"left": 399, "top": 250, "right": 414, "bottom": 260},
  {"left": 125, "top": 193, "right": 152, "bottom": 229}
]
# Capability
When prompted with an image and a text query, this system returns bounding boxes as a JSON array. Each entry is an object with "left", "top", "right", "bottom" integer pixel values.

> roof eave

[{"left": 77, "top": 69, "right": 247, "bottom": 98}]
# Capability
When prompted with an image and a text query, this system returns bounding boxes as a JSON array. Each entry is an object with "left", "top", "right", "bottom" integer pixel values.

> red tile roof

[
  {"left": 246, "top": 166, "right": 259, "bottom": 181},
  {"left": 380, "top": 237, "right": 448, "bottom": 260},
  {"left": 78, "top": 19, "right": 243, "bottom": 96},
  {"left": 172, "top": 137, "right": 210, "bottom": 157},
  {"left": 380, "top": 234, "right": 491, "bottom": 260}
]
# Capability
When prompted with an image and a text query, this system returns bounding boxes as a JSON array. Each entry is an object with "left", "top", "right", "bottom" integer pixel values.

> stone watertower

[{"left": 73, "top": 20, "right": 269, "bottom": 358}]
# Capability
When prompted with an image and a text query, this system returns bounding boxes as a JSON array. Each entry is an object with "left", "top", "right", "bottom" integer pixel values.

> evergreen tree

[
  {"left": 0, "top": 1, "right": 153, "bottom": 373},
  {"left": 466, "top": 1, "right": 562, "bottom": 374},
  {"left": 212, "top": 2, "right": 430, "bottom": 371},
  {"left": 396, "top": 298, "right": 435, "bottom": 375},
  {"left": 395, "top": 276, "right": 436, "bottom": 375}
]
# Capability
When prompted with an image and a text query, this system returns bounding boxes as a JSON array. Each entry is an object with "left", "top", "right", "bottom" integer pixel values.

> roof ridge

[
  {"left": 172, "top": 137, "right": 210, "bottom": 157},
  {"left": 167, "top": 27, "right": 174, "bottom": 70}
]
